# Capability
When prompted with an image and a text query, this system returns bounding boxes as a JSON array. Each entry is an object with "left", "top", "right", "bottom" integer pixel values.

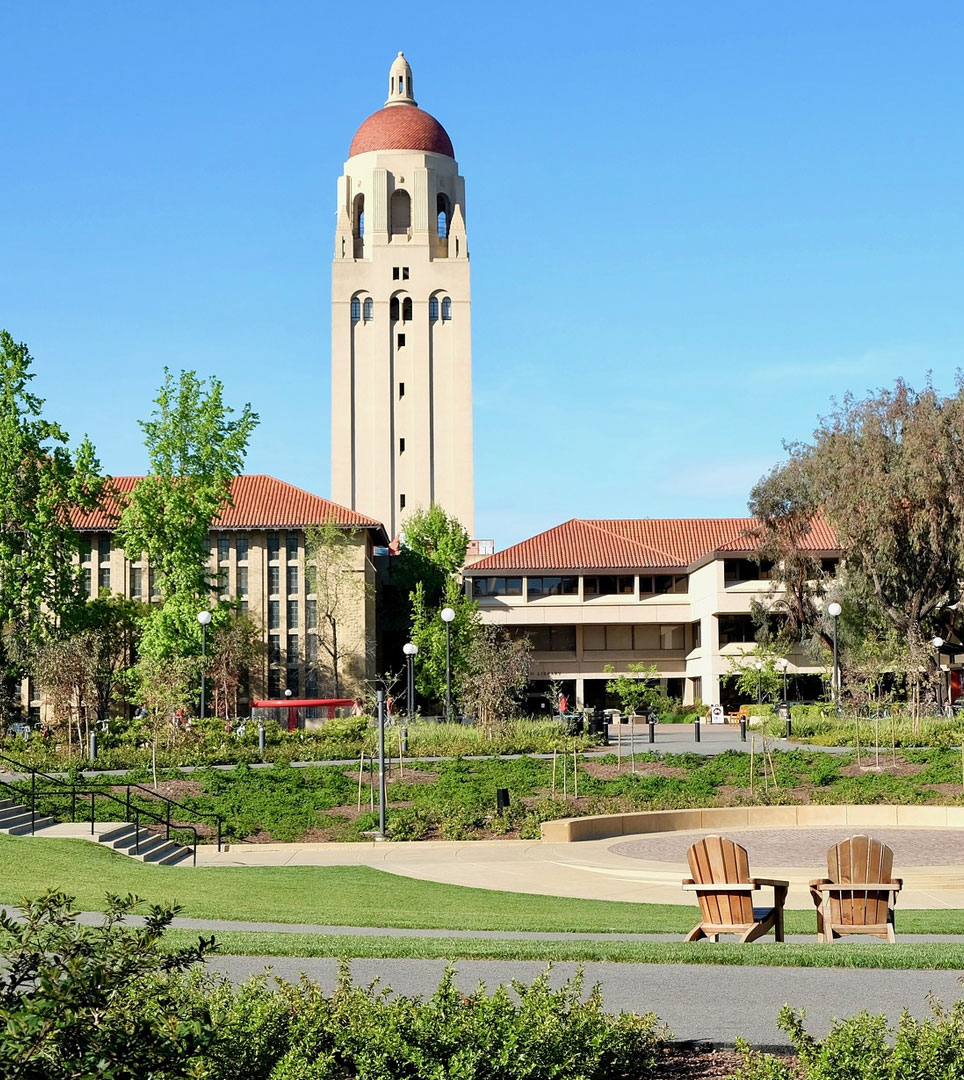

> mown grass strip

[{"left": 164, "top": 930, "right": 964, "bottom": 969}]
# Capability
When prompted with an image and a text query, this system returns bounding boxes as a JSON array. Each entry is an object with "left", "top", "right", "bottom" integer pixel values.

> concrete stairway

[{"left": 0, "top": 798, "right": 193, "bottom": 865}]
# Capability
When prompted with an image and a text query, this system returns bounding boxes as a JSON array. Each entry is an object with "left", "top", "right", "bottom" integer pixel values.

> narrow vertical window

[
  {"left": 429, "top": 297, "right": 439, "bottom": 321},
  {"left": 441, "top": 297, "right": 452, "bottom": 321},
  {"left": 402, "top": 297, "right": 413, "bottom": 321},
  {"left": 351, "top": 298, "right": 361, "bottom": 322},
  {"left": 400, "top": 494, "right": 406, "bottom": 510},
  {"left": 363, "top": 297, "right": 373, "bottom": 321},
  {"left": 399, "top": 438, "right": 405, "bottom": 453}
]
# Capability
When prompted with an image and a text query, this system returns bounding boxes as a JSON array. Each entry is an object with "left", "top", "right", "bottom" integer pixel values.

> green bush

[{"left": 732, "top": 1001, "right": 964, "bottom": 1080}]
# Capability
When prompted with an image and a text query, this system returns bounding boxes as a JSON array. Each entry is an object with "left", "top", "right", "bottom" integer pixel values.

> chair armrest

[
  {"left": 682, "top": 877, "right": 695, "bottom": 886},
  {"left": 891, "top": 878, "right": 903, "bottom": 889},
  {"left": 809, "top": 877, "right": 831, "bottom": 888},
  {"left": 682, "top": 883, "right": 758, "bottom": 893},
  {"left": 811, "top": 882, "right": 902, "bottom": 892},
  {"left": 753, "top": 877, "right": 790, "bottom": 888}
]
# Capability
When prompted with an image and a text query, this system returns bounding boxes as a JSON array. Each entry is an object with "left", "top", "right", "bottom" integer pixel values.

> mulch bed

[
  {"left": 653, "top": 1044, "right": 798, "bottom": 1078},
  {"left": 582, "top": 761, "right": 687, "bottom": 781}
]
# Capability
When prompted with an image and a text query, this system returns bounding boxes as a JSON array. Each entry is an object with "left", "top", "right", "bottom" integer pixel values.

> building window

[
  {"left": 399, "top": 438, "right": 405, "bottom": 453},
  {"left": 527, "top": 576, "right": 578, "bottom": 599},
  {"left": 397, "top": 333, "right": 406, "bottom": 348},
  {"left": 217, "top": 534, "right": 230, "bottom": 564},
  {"left": 306, "top": 633, "right": 318, "bottom": 661},
  {"left": 130, "top": 566, "right": 142, "bottom": 598},
  {"left": 692, "top": 621, "right": 702, "bottom": 648},
  {"left": 402, "top": 297, "right": 412, "bottom": 321},
  {"left": 390, "top": 189, "right": 411, "bottom": 234},
  {"left": 718, "top": 614, "right": 756, "bottom": 646},
  {"left": 429, "top": 296, "right": 439, "bottom": 321},
  {"left": 353, "top": 194, "right": 365, "bottom": 238},
  {"left": 268, "top": 565, "right": 280, "bottom": 595},
  {"left": 400, "top": 494, "right": 406, "bottom": 510},
  {"left": 83, "top": 567, "right": 92, "bottom": 596},
  {"left": 363, "top": 297, "right": 373, "bottom": 321},
  {"left": 287, "top": 600, "right": 299, "bottom": 628},
  {"left": 286, "top": 532, "right": 298, "bottom": 563},
  {"left": 393, "top": 267, "right": 400, "bottom": 280},
  {"left": 351, "top": 298, "right": 361, "bottom": 322},
  {"left": 399, "top": 382, "right": 405, "bottom": 398},
  {"left": 390, "top": 297, "right": 400, "bottom": 321},
  {"left": 149, "top": 568, "right": 158, "bottom": 598},
  {"left": 98, "top": 535, "right": 110, "bottom": 564},
  {"left": 584, "top": 575, "right": 634, "bottom": 598},
  {"left": 471, "top": 576, "right": 523, "bottom": 598},
  {"left": 306, "top": 599, "right": 317, "bottom": 629},
  {"left": 660, "top": 625, "right": 685, "bottom": 650},
  {"left": 286, "top": 667, "right": 300, "bottom": 697},
  {"left": 724, "top": 559, "right": 773, "bottom": 586},
  {"left": 287, "top": 564, "right": 299, "bottom": 595},
  {"left": 268, "top": 531, "right": 281, "bottom": 562},
  {"left": 98, "top": 567, "right": 110, "bottom": 592},
  {"left": 821, "top": 558, "right": 839, "bottom": 577},
  {"left": 305, "top": 668, "right": 318, "bottom": 696},
  {"left": 80, "top": 538, "right": 91, "bottom": 564},
  {"left": 287, "top": 633, "right": 299, "bottom": 662},
  {"left": 237, "top": 565, "right": 249, "bottom": 598},
  {"left": 639, "top": 575, "right": 687, "bottom": 596},
  {"left": 268, "top": 601, "right": 280, "bottom": 630},
  {"left": 236, "top": 535, "right": 249, "bottom": 562},
  {"left": 268, "top": 668, "right": 282, "bottom": 697},
  {"left": 238, "top": 599, "right": 248, "bottom": 615},
  {"left": 441, "top": 297, "right": 452, "bottom": 321},
  {"left": 513, "top": 626, "right": 576, "bottom": 652}
]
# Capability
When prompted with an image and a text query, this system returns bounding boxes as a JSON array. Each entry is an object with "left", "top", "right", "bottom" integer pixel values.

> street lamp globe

[
  {"left": 403, "top": 642, "right": 418, "bottom": 656},
  {"left": 932, "top": 637, "right": 945, "bottom": 649},
  {"left": 284, "top": 688, "right": 292, "bottom": 699},
  {"left": 827, "top": 602, "right": 842, "bottom": 619},
  {"left": 754, "top": 659, "right": 763, "bottom": 670},
  {"left": 440, "top": 607, "right": 455, "bottom": 624},
  {"left": 197, "top": 610, "right": 212, "bottom": 626}
]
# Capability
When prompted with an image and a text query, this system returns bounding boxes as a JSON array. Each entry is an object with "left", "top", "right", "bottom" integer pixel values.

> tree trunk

[{"left": 331, "top": 619, "right": 340, "bottom": 698}]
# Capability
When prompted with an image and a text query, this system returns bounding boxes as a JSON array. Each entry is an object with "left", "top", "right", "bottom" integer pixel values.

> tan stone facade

[{"left": 331, "top": 54, "right": 474, "bottom": 539}]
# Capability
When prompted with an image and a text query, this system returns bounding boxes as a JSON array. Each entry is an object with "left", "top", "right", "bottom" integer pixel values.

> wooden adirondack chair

[
  {"left": 682, "top": 836, "right": 789, "bottom": 943},
  {"left": 809, "top": 835, "right": 903, "bottom": 943}
]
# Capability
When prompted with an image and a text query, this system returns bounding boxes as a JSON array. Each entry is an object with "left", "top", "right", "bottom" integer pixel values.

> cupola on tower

[{"left": 331, "top": 52, "right": 473, "bottom": 539}]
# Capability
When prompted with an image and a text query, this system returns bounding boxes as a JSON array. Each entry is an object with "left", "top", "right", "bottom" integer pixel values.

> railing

[{"left": 0, "top": 752, "right": 226, "bottom": 866}]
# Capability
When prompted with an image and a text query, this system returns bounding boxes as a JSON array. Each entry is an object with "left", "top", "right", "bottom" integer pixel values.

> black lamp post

[
  {"left": 403, "top": 642, "right": 418, "bottom": 722},
  {"left": 933, "top": 636, "right": 945, "bottom": 714},
  {"left": 441, "top": 607, "right": 455, "bottom": 720},
  {"left": 197, "top": 610, "right": 212, "bottom": 718}
]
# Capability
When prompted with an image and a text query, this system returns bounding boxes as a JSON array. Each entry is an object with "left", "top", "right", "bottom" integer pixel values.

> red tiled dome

[{"left": 349, "top": 105, "right": 454, "bottom": 158}]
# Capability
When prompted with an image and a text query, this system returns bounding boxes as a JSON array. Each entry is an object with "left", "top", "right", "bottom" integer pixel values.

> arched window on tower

[
  {"left": 351, "top": 298, "right": 361, "bottom": 323},
  {"left": 441, "top": 297, "right": 452, "bottom": 321},
  {"left": 429, "top": 296, "right": 439, "bottom": 321},
  {"left": 402, "top": 297, "right": 413, "bottom": 322},
  {"left": 390, "top": 297, "right": 400, "bottom": 322},
  {"left": 436, "top": 193, "right": 450, "bottom": 239},
  {"left": 363, "top": 297, "right": 373, "bottom": 322},
  {"left": 390, "top": 190, "right": 411, "bottom": 235},
  {"left": 353, "top": 194, "right": 365, "bottom": 238}
]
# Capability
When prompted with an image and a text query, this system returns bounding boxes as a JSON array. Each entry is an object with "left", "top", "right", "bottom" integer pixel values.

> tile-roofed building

[
  {"left": 464, "top": 516, "right": 842, "bottom": 712},
  {"left": 52, "top": 476, "right": 389, "bottom": 721}
]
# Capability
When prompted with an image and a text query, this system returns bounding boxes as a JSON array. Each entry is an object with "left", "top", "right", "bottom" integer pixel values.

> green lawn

[
  {"left": 3, "top": 833, "right": 964, "bottom": 938},
  {"left": 167, "top": 930, "right": 964, "bottom": 969}
]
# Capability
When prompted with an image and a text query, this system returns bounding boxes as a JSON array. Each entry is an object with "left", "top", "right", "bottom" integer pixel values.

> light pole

[
  {"left": 827, "top": 602, "right": 842, "bottom": 706},
  {"left": 777, "top": 658, "right": 789, "bottom": 704},
  {"left": 441, "top": 607, "right": 455, "bottom": 721},
  {"left": 754, "top": 659, "right": 763, "bottom": 706},
  {"left": 403, "top": 642, "right": 418, "bottom": 723},
  {"left": 932, "top": 636, "right": 945, "bottom": 715},
  {"left": 197, "top": 610, "right": 212, "bottom": 719}
]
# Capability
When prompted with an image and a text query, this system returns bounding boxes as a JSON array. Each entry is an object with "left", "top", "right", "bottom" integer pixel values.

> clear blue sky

[{"left": 3, "top": 2, "right": 962, "bottom": 546}]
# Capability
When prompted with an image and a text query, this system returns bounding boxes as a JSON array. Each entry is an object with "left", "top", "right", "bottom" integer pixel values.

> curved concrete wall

[{"left": 540, "top": 804, "right": 964, "bottom": 842}]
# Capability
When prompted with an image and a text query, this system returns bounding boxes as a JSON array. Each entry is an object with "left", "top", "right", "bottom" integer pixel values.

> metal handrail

[{"left": 0, "top": 752, "right": 224, "bottom": 860}]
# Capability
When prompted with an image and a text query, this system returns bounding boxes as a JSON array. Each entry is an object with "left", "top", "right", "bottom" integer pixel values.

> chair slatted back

[
  {"left": 687, "top": 836, "right": 754, "bottom": 925},
  {"left": 826, "top": 835, "right": 894, "bottom": 927}
]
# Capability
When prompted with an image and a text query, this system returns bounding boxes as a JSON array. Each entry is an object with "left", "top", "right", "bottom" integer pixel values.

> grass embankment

[{"left": 3, "top": 833, "right": 964, "bottom": 946}]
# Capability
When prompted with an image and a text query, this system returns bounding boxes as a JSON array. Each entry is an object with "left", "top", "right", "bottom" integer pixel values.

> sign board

[{"left": 709, "top": 705, "right": 725, "bottom": 725}]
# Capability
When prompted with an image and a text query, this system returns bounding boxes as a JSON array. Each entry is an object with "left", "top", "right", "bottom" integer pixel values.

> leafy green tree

[
  {"left": 410, "top": 577, "right": 478, "bottom": 708},
  {"left": 117, "top": 369, "right": 258, "bottom": 661},
  {"left": 0, "top": 890, "right": 217, "bottom": 1079},
  {"left": 603, "top": 663, "right": 673, "bottom": 716},
  {"left": 0, "top": 331, "right": 103, "bottom": 722},
  {"left": 131, "top": 654, "right": 199, "bottom": 786},
  {"left": 723, "top": 648, "right": 785, "bottom": 704},
  {"left": 207, "top": 609, "right": 264, "bottom": 719},
  {"left": 401, "top": 504, "right": 470, "bottom": 583}
]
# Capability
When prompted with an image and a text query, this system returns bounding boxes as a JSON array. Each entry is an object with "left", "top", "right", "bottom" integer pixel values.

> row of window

[
  {"left": 351, "top": 193, "right": 453, "bottom": 241},
  {"left": 351, "top": 297, "right": 453, "bottom": 322},
  {"left": 506, "top": 624, "right": 689, "bottom": 652},
  {"left": 471, "top": 574, "right": 690, "bottom": 599}
]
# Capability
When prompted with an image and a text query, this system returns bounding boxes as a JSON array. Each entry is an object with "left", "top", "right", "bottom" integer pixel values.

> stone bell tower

[{"left": 330, "top": 52, "right": 474, "bottom": 539}]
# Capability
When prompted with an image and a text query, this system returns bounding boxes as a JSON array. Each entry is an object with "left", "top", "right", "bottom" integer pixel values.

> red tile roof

[
  {"left": 70, "top": 475, "right": 387, "bottom": 536},
  {"left": 465, "top": 517, "right": 840, "bottom": 574},
  {"left": 349, "top": 105, "right": 454, "bottom": 158}
]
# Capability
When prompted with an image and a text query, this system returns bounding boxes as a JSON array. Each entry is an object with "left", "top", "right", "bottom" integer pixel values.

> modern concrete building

[
  {"left": 51, "top": 475, "right": 387, "bottom": 716},
  {"left": 463, "top": 517, "right": 841, "bottom": 709},
  {"left": 330, "top": 52, "right": 474, "bottom": 540}
]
